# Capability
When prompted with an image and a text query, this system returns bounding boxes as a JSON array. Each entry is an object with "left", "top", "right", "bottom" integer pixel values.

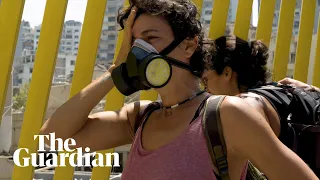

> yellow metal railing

[{"left": 0, "top": 0, "right": 319, "bottom": 179}]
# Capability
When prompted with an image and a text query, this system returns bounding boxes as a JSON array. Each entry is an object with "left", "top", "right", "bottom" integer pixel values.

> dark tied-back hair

[
  {"left": 116, "top": 0, "right": 209, "bottom": 76},
  {"left": 205, "top": 35, "right": 271, "bottom": 91}
]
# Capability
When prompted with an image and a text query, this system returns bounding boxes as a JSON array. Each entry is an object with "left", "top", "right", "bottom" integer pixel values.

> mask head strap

[
  {"left": 158, "top": 35, "right": 202, "bottom": 77},
  {"left": 159, "top": 36, "right": 186, "bottom": 55}
]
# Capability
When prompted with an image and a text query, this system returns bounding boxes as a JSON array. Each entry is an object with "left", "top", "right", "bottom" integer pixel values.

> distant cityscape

[{"left": 11, "top": 0, "right": 320, "bottom": 91}]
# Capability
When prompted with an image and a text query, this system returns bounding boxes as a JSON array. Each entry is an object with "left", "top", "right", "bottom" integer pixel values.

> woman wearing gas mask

[{"left": 40, "top": 0, "right": 318, "bottom": 179}]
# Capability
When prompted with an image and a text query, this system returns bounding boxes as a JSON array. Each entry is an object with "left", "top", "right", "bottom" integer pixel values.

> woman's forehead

[{"left": 132, "top": 14, "right": 172, "bottom": 37}]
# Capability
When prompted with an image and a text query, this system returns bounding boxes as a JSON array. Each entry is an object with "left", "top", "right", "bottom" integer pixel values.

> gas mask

[{"left": 111, "top": 37, "right": 201, "bottom": 96}]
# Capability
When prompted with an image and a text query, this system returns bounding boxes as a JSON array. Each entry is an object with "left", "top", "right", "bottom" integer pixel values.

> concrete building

[
  {"left": 267, "top": 32, "right": 319, "bottom": 83},
  {"left": 200, "top": 0, "right": 259, "bottom": 36},
  {"left": 307, "top": 33, "right": 319, "bottom": 84},
  {"left": 97, "top": 0, "right": 124, "bottom": 65},
  {"left": 13, "top": 50, "right": 35, "bottom": 87},
  {"left": 266, "top": 34, "right": 298, "bottom": 78},
  {"left": 59, "top": 20, "right": 82, "bottom": 55},
  {"left": 33, "top": 25, "right": 41, "bottom": 51},
  {"left": 34, "top": 20, "right": 82, "bottom": 55},
  {"left": 13, "top": 53, "right": 78, "bottom": 87},
  {"left": 272, "top": 0, "right": 320, "bottom": 35},
  {"left": 0, "top": 75, "right": 12, "bottom": 154},
  {"left": 21, "top": 20, "right": 34, "bottom": 51},
  {"left": 12, "top": 21, "right": 25, "bottom": 89},
  {"left": 52, "top": 54, "right": 77, "bottom": 84}
]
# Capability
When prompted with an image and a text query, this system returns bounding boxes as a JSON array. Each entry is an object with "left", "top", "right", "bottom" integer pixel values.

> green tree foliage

[{"left": 12, "top": 83, "right": 30, "bottom": 112}]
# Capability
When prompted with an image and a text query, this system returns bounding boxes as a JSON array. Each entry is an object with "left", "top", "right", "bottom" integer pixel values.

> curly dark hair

[
  {"left": 116, "top": 0, "right": 208, "bottom": 77},
  {"left": 205, "top": 35, "right": 271, "bottom": 90}
]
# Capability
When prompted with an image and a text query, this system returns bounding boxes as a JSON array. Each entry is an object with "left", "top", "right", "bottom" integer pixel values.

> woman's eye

[{"left": 148, "top": 36, "right": 158, "bottom": 40}]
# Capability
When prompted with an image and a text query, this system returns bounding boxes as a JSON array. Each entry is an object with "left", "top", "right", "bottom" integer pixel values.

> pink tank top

[{"left": 121, "top": 105, "right": 248, "bottom": 180}]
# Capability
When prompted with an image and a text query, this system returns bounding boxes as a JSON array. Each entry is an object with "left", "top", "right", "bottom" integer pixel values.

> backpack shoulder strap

[
  {"left": 202, "top": 95, "right": 229, "bottom": 180},
  {"left": 203, "top": 96, "right": 268, "bottom": 180},
  {"left": 134, "top": 101, "right": 161, "bottom": 134}
]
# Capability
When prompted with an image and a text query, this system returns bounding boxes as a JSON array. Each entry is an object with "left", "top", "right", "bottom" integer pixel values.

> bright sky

[
  {"left": 252, "top": 0, "right": 259, "bottom": 27},
  {"left": 22, "top": 0, "right": 88, "bottom": 27},
  {"left": 22, "top": 0, "right": 259, "bottom": 28}
]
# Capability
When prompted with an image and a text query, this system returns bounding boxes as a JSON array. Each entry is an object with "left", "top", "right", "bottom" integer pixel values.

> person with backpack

[
  {"left": 201, "top": 34, "right": 320, "bottom": 178},
  {"left": 40, "top": 1, "right": 318, "bottom": 179}
]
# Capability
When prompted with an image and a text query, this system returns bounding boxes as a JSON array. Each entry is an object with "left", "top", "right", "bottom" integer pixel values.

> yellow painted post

[
  {"left": 11, "top": 0, "right": 69, "bottom": 179},
  {"left": 0, "top": 0, "right": 25, "bottom": 124},
  {"left": 140, "top": 89, "right": 158, "bottom": 101},
  {"left": 312, "top": 15, "right": 320, "bottom": 87},
  {"left": 193, "top": 0, "right": 203, "bottom": 18},
  {"left": 208, "top": 0, "right": 230, "bottom": 39},
  {"left": 293, "top": 0, "right": 317, "bottom": 83},
  {"left": 90, "top": 1, "right": 129, "bottom": 179},
  {"left": 52, "top": 0, "right": 108, "bottom": 179},
  {"left": 233, "top": 0, "right": 254, "bottom": 40},
  {"left": 272, "top": 0, "right": 296, "bottom": 81},
  {"left": 255, "top": 0, "right": 277, "bottom": 47}
]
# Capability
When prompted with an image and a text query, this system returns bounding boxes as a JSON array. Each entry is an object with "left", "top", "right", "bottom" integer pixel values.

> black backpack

[{"left": 247, "top": 84, "right": 320, "bottom": 177}]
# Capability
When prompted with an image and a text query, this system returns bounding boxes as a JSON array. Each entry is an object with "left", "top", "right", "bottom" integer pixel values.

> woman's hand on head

[{"left": 109, "top": 6, "right": 138, "bottom": 72}]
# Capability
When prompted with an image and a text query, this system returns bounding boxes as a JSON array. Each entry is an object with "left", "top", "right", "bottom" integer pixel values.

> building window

[
  {"left": 26, "top": 57, "right": 31, "bottom": 63},
  {"left": 108, "top": 26, "right": 116, "bottom": 31},
  {"left": 108, "top": 16, "right": 116, "bottom": 22},
  {"left": 205, "top": 10, "right": 212, "bottom": 15},
  {"left": 75, "top": 29, "right": 79, "bottom": 32},
  {"left": 108, "top": 35, "right": 116, "bottom": 40},
  {"left": 37, "top": 29, "right": 40, "bottom": 32},
  {"left": 66, "top": 35, "right": 73, "bottom": 39},
  {"left": 18, "top": 79, "right": 22, "bottom": 84},
  {"left": 19, "top": 69, "right": 23, "bottom": 73},
  {"left": 205, "top": 20, "right": 210, "bottom": 24},
  {"left": 75, "top": 36, "right": 79, "bottom": 39},
  {"left": 107, "top": 53, "right": 115, "bottom": 60},
  {"left": 108, "top": 7, "right": 116, "bottom": 13},
  {"left": 294, "top": 21, "right": 300, "bottom": 28},
  {"left": 70, "top": 60, "right": 75, "bottom": 65},
  {"left": 36, "top": 36, "right": 40, "bottom": 39},
  {"left": 290, "top": 53, "right": 296, "bottom": 63},
  {"left": 29, "top": 68, "right": 33, "bottom": 73},
  {"left": 74, "top": 41, "right": 79, "bottom": 45},
  {"left": 108, "top": 44, "right": 115, "bottom": 50}
]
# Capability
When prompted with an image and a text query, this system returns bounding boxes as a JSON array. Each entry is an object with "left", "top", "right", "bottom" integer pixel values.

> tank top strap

[
  {"left": 134, "top": 94, "right": 211, "bottom": 134},
  {"left": 134, "top": 101, "right": 162, "bottom": 135},
  {"left": 190, "top": 94, "right": 212, "bottom": 124}
]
